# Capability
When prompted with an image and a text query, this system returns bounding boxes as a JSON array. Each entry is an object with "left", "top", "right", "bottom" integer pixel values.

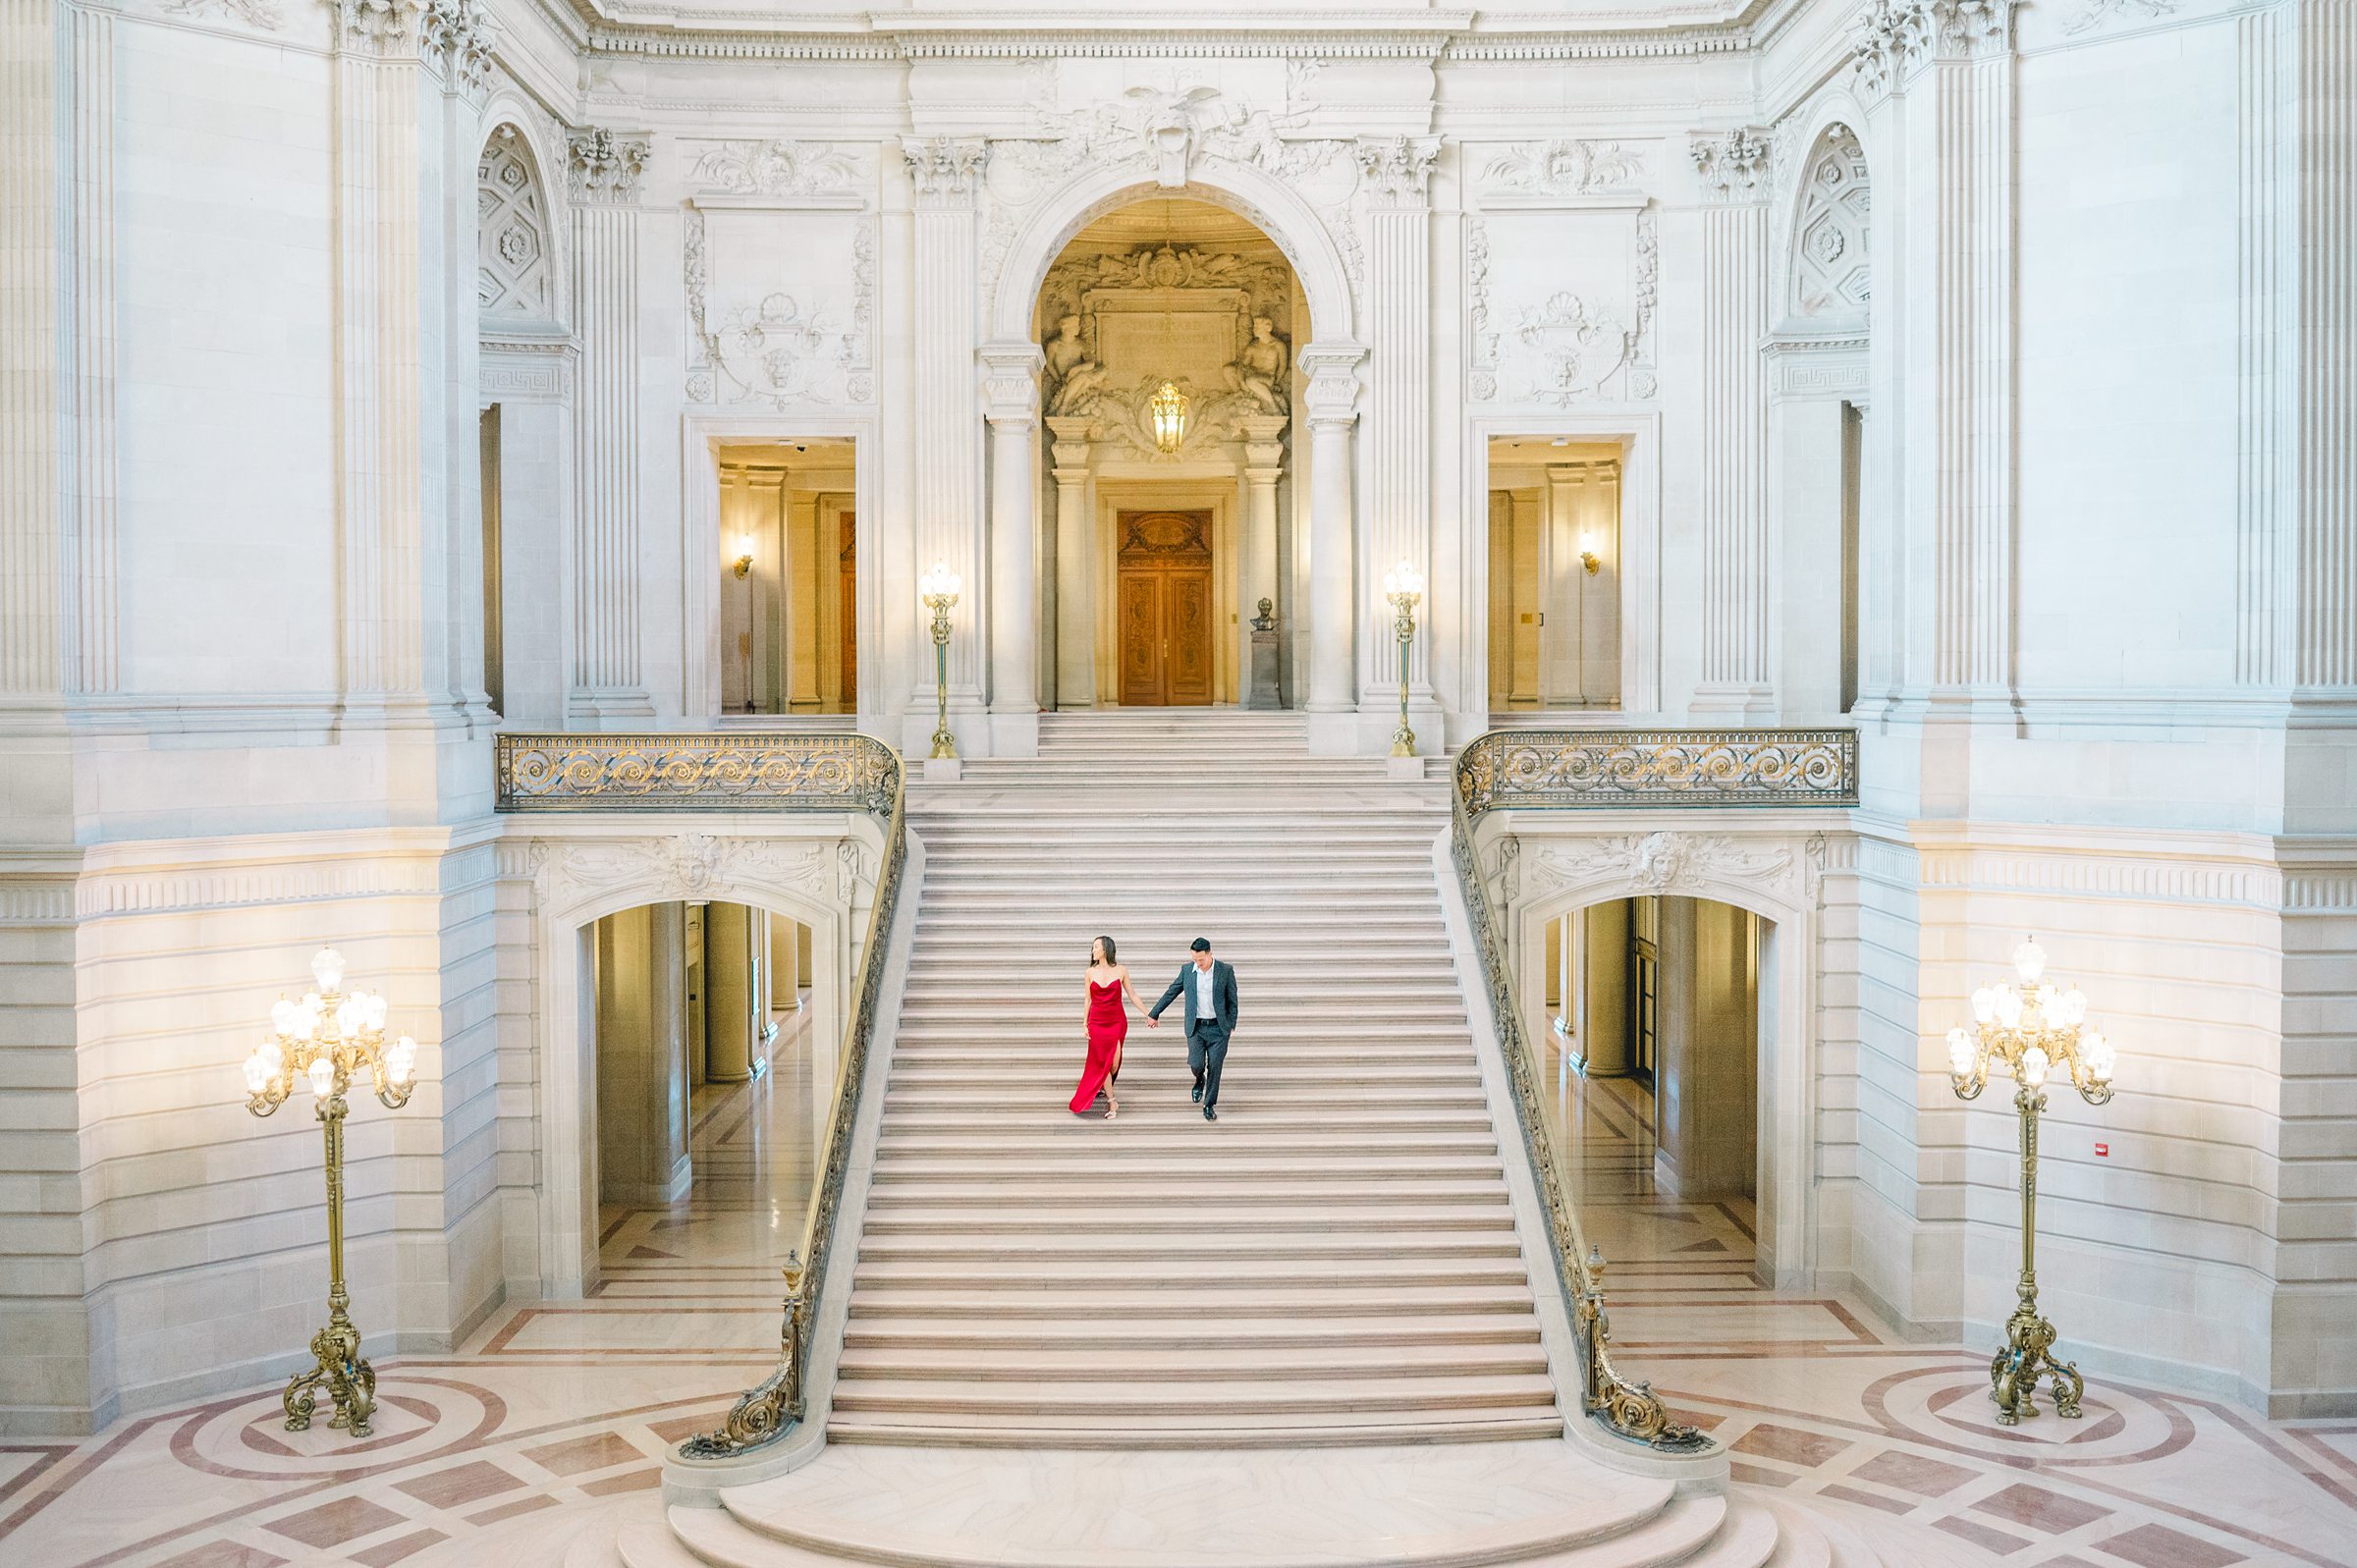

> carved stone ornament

[
  {"left": 421, "top": 0, "right": 494, "bottom": 94},
  {"left": 171, "top": 0, "right": 284, "bottom": 27},
  {"left": 333, "top": 0, "right": 418, "bottom": 53},
  {"left": 1481, "top": 139, "right": 1647, "bottom": 198},
  {"left": 685, "top": 212, "right": 875, "bottom": 408},
  {"left": 1509, "top": 293, "right": 1634, "bottom": 407},
  {"left": 902, "top": 137, "right": 987, "bottom": 199},
  {"left": 1520, "top": 832, "right": 1798, "bottom": 903},
  {"left": 568, "top": 128, "right": 649, "bottom": 205},
  {"left": 2062, "top": 0, "right": 2177, "bottom": 31},
  {"left": 1851, "top": 0, "right": 2016, "bottom": 99},
  {"left": 689, "top": 140, "right": 859, "bottom": 198},
  {"left": 537, "top": 835, "right": 833, "bottom": 908},
  {"left": 1355, "top": 135, "right": 1442, "bottom": 206},
  {"left": 1789, "top": 126, "right": 1870, "bottom": 322},
  {"left": 479, "top": 126, "right": 554, "bottom": 322},
  {"left": 1690, "top": 129, "right": 1771, "bottom": 202}
]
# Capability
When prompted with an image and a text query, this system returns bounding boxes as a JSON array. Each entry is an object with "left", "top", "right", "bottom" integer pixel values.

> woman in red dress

[{"left": 1069, "top": 936, "right": 1144, "bottom": 1118}]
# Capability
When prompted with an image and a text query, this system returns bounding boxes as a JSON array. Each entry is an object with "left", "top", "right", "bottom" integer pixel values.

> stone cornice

[{"left": 522, "top": 0, "right": 1798, "bottom": 65}]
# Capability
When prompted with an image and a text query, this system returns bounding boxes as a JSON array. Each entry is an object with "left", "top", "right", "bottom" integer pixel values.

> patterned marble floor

[{"left": 4, "top": 1024, "right": 2352, "bottom": 1567}]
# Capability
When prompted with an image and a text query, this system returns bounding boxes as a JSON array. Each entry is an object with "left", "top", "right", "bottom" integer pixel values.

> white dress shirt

[{"left": 1192, "top": 961, "right": 1215, "bottom": 1024}]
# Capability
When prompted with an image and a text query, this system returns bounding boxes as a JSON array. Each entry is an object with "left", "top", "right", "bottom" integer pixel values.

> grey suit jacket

[{"left": 1150, "top": 959, "right": 1238, "bottom": 1035}]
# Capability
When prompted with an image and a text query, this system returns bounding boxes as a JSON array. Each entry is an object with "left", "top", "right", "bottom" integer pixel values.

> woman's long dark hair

[{"left": 1091, "top": 935, "right": 1118, "bottom": 966}]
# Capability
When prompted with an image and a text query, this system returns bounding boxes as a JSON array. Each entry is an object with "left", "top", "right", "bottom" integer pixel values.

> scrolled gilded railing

[
  {"left": 1455, "top": 727, "right": 1858, "bottom": 814},
  {"left": 1448, "top": 729, "right": 1855, "bottom": 1452},
  {"left": 492, "top": 731, "right": 906, "bottom": 1461}
]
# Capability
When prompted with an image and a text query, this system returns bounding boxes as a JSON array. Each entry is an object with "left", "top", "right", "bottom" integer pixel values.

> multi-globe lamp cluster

[{"left": 1945, "top": 937, "right": 2118, "bottom": 1427}]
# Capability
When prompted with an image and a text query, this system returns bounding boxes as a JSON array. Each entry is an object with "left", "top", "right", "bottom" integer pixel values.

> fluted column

[
  {"left": 1241, "top": 414, "right": 1288, "bottom": 705},
  {"left": 59, "top": 1, "right": 115, "bottom": 698},
  {"left": 1854, "top": 0, "right": 2017, "bottom": 707},
  {"left": 903, "top": 138, "right": 988, "bottom": 752},
  {"left": 1543, "top": 464, "right": 1584, "bottom": 706},
  {"left": 1689, "top": 129, "right": 1773, "bottom": 718},
  {"left": 1048, "top": 416, "right": 1094, "bottom": 709},
  {"left": 1299, "top": 344, "right": 1365, "bottom": 750},
  {"left": 331, "top": 0, "right": 429, "bottom": 710},
  {"left": 981, "top": 341, "right": 1043, "bottom": 755},
  {"left": 421, "top": 0, "right": 495, "bottom": 713},
  {"left": 1354, "top": 137, "right": 1440, "bottom": 708},
  {"left": 565, "top": 126, "right": 653, "bottom": 723}
]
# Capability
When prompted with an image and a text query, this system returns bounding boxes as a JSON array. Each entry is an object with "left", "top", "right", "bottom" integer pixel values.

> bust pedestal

[{"left": 1245, "top": 600, "right": 1282, "bottom": 710}]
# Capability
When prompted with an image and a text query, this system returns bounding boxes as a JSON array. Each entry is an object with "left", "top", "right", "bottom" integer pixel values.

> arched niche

[
  {"left": 478, "top": 120, "right": 561, "bottom": 329},
  {"left": 1785, "top": 122, "right": 1872, "bottom": 329}
]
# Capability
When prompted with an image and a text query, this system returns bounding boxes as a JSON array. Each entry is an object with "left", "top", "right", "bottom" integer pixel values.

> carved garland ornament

[
  {"left": 687, "top": 139, "right": 859, "bottom": 198},
  {"left": 1481, "top": 139, "right": 1647, "bottom": 198}
]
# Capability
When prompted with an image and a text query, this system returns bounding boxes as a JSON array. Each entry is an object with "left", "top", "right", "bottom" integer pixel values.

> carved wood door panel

[{"left": 1115, "top": 510, "right": 1215, "bottom": 708}]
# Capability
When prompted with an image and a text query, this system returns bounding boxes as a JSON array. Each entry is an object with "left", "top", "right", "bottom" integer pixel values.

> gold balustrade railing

[
  {"left": 491, "top": 731, "right": 906, "bottom": 1460},
  {"left": 1449, "top": 727, "right": 1856, "bottom": 1451}
]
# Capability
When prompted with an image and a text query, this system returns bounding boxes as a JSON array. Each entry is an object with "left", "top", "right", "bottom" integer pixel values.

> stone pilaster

[
  {"left": 1853, "top": 0, "right": 2018, "bottom": 707},
  {"left": 981, "top": 340, "right": 1043, "bottom": 755},
  {"left": 904, "top": 137, "right": 988, "bottom": 749},
  {"left": 1298, "top": 343, "right": 1365, "bottom": 751},
  {"left": 1240, "top": 414, "right": 1288, "bottom": 707},
  {"left": 1354, "top": 136, "right": 1440, "bottom": 707},
  {"left": 1689, "top": 127, "right": 1773, "bottom": 718},
  {"left": 332, "top": 0, "right": 430, "bottom": 709},
  {"left": 60, "top": 2, "right": 115, "bottom": 699},
  {"left": 1048, "top": 416, "right": 1094, "bottom": 710},
  {"left": 564, "top": 127, "right": 653, "bottom": 723}
]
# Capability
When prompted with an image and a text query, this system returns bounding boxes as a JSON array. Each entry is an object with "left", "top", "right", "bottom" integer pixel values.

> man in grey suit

[{"left": 1146, "top": 938, "right": 1239, "bottom": 1120}]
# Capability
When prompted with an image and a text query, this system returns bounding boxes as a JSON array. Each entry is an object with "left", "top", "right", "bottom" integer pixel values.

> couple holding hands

[{"left": 1067, "top": 937, "right": 1238, "bottom": 1122}]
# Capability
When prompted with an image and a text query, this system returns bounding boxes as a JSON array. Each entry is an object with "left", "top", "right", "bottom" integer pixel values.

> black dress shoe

[
  {"left": 1203, "top": 1106, "right": 1218, "bottom": 1121},
  {"left": 1191, "top": 1082, "right": 1204, "bottom": 1104}
]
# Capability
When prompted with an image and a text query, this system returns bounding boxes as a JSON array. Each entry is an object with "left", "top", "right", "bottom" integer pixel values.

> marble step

[
  {"left": 825, "top": 1373, "right": 1559, "bottom": 1420},
  {"left": 853, "top": 1228, "right": 1521, "bottom": 1262},
  {"left": 840, "top": 1310, "right": 1539, "bottom": 1349},
  {"left": 869, "top": 1131, "right": 1498, "bottom": 1158},
  {"left": 857, "top": 1205, "right": 1519, "bottom": 1237},
  {"left": 820, "top": 1410, "right": 1563, "bottom": 1448},
  {"left": 849, "top": 1254, "right": 1533, "bottom": 1289},
  {"left": 833, "top": 1340, "right": 1549, "bottom": 1382},
  {"left": 845, "top": 1283, "right": 1536, "bottom": 1320}
]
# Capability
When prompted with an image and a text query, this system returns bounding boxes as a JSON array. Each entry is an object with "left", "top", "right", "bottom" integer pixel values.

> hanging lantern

[{"left": 1148, "top": 380, "right": 1188, "bottom": 454}]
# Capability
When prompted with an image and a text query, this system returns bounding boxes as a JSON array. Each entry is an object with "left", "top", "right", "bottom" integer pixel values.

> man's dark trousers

[{"left": 1188, "top": 1019, "right": 1231, "bottom": 1109}]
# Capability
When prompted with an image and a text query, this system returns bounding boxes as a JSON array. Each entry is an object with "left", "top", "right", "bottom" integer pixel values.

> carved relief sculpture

[
  {"left": 1042, "top": 314, "right": 1109, "bottom": 416},
  {"left": 1223, "top": 316, "right": 1289, "bottom": 415}
]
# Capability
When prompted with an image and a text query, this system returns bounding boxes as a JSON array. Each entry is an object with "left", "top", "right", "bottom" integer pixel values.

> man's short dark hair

[{"left": 1189, "top": 938, "right": 1211, "bottom": 952}]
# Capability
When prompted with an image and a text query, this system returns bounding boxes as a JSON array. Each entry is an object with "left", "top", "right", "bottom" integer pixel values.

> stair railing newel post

[{"left": 1448, "top": 758, "right": 1712, "bottom": 1454}]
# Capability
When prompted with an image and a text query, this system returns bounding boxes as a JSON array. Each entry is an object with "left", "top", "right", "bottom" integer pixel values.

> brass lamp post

[
  {"left": 919, "top": 561, "right": 960, "bottom": 760},
  {"left": 1946, "top": 936, "right": 2117, "bottom": 1426},
  {"left": 1383, "top": 560, "right": 1424, "bottom": 758},
  {"left": 241, "top": 947, "right": 418, "bottom": 1437}
]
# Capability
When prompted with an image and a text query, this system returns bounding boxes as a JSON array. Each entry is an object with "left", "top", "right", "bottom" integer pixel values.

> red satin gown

[{"left": 1069, "top": 979, "right": 1126, "bottom": 1114}]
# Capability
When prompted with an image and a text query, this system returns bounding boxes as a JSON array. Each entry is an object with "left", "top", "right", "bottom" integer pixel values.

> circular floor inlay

[{"left": 172, "top": 1377, "right": 507, "bottom": 1481}]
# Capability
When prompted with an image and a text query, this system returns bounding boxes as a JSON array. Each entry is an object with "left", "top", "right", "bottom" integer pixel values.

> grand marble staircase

[{"left": 576, "top": 714, "right": 1991, "bottom": 1568}]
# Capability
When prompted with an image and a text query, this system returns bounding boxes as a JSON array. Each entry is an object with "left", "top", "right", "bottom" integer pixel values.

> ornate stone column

[
  {"left": 981, "top": 341, "right": 1043, "bottom": 755},
  {"left": 1543, "top": 463, "right": 1585, "bottom": 707},
  {"left": 1240, "top": 414, "right": 1288, "bottom": 707},
  {"left": 1048, "top": 415, "right": 1095, "bottom": 709},
  {"left": 1354, "top": 136, "right": 1441, "bottom": 719},
  {"left": 903, "top": 137, "right": 987, "bottom": 754},
  {"left": 1298, "top": 344, "right": 1366, "bottom": 752},
  {"left": 565, "top": 125, "right": 654, "bottom": 723},
  {"left": 1688, "top": 128, "right": 1774, "bottom": 718},
  {"left": 1853, "top": 0, "right": 2018, "bottom": 711}
]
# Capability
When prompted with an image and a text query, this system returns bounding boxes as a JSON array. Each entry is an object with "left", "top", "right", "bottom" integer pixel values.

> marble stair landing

[{"left": 492, "top": 1441, "right": 2000, "bottom": 1568}]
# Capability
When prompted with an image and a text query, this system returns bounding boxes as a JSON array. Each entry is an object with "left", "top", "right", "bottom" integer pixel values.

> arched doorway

[
  {"left": 1027, "top": 197, "right": 1308, "bottom": 709},
  {"left": 583, "top": 899, "right": 825, "bottom": 1287}
]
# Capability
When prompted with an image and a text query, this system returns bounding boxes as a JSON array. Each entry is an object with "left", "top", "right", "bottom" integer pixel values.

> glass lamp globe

[
  {"left": 919, "top": 561, "right": 960, "bottom": 603},
  {"left": 310, "top": 947, "right": 347, "bottom": 995}
]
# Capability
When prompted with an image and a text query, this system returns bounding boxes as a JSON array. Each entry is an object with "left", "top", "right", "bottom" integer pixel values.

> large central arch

[{"left": 988, "top": 158, "right": 1359, "bottom": 347}]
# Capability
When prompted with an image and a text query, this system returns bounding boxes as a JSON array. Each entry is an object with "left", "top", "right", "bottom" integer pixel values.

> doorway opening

[
  {"left": 1116, "top": 510, "right": 1216, "bottom": 706},
  {"left": 1542, "top": 895, "right": 1761, "bottom": 1220},
  {"left": 586, "top": 899, "right": 819, "bottom": 1278},
  {"left": 715, "top": 439, "right": 858, "bottom": 716},
  {"left": 1486, "top": 435, "right": 1622, "bottom": 716}
]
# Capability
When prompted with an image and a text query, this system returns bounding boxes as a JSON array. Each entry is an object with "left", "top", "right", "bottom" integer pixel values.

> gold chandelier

[{"left": 1148, "top": 379, "right": 1188, "bottom": 453}]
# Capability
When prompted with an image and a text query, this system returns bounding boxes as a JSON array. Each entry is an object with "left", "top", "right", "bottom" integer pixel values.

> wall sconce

[
  {"left": 732, "top": 534, "right": 754, "bottom": 578},
  {"left": 1578, "top": 532, "right": 1602, "bottom": 576},
  {"left": 1148, "top": 380, "right": 1188, "bottom": 454}
]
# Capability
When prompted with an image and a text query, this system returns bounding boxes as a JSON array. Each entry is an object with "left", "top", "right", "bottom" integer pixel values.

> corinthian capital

[
  {"left": 421, "top": 0, "right": 496, "bottom": 96},
  {"left": 568, "top": 128, "right": 650, "bottom": 205},
  {"left": 1689, "top": 128, "right": 1771, "bottom": 203},
  {"left": 333, "top": 0, "right": 419, "bottom": 54},
  {"left": 1354, "top": 135, "right": 1441, "bottom": 206},
  {"left": 1851, "top": 0, "right": 2016, "bottom": 99},
  {"left": 902, "top": 137, "right": 987, "bottom": 200}
]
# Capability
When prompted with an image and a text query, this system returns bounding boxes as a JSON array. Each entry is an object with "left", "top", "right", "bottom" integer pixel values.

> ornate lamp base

[
  {"left": 283, "top": 1314, "right": 378, "bottom": 1436},
  {"left": 1989, "top": 1303, "right": 2085, "bottom": 1426}
]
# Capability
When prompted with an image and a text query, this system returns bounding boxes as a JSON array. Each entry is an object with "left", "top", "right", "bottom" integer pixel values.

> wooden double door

[{"left": 1116, "top": 510, "right": 1215, "bottom": 707}]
